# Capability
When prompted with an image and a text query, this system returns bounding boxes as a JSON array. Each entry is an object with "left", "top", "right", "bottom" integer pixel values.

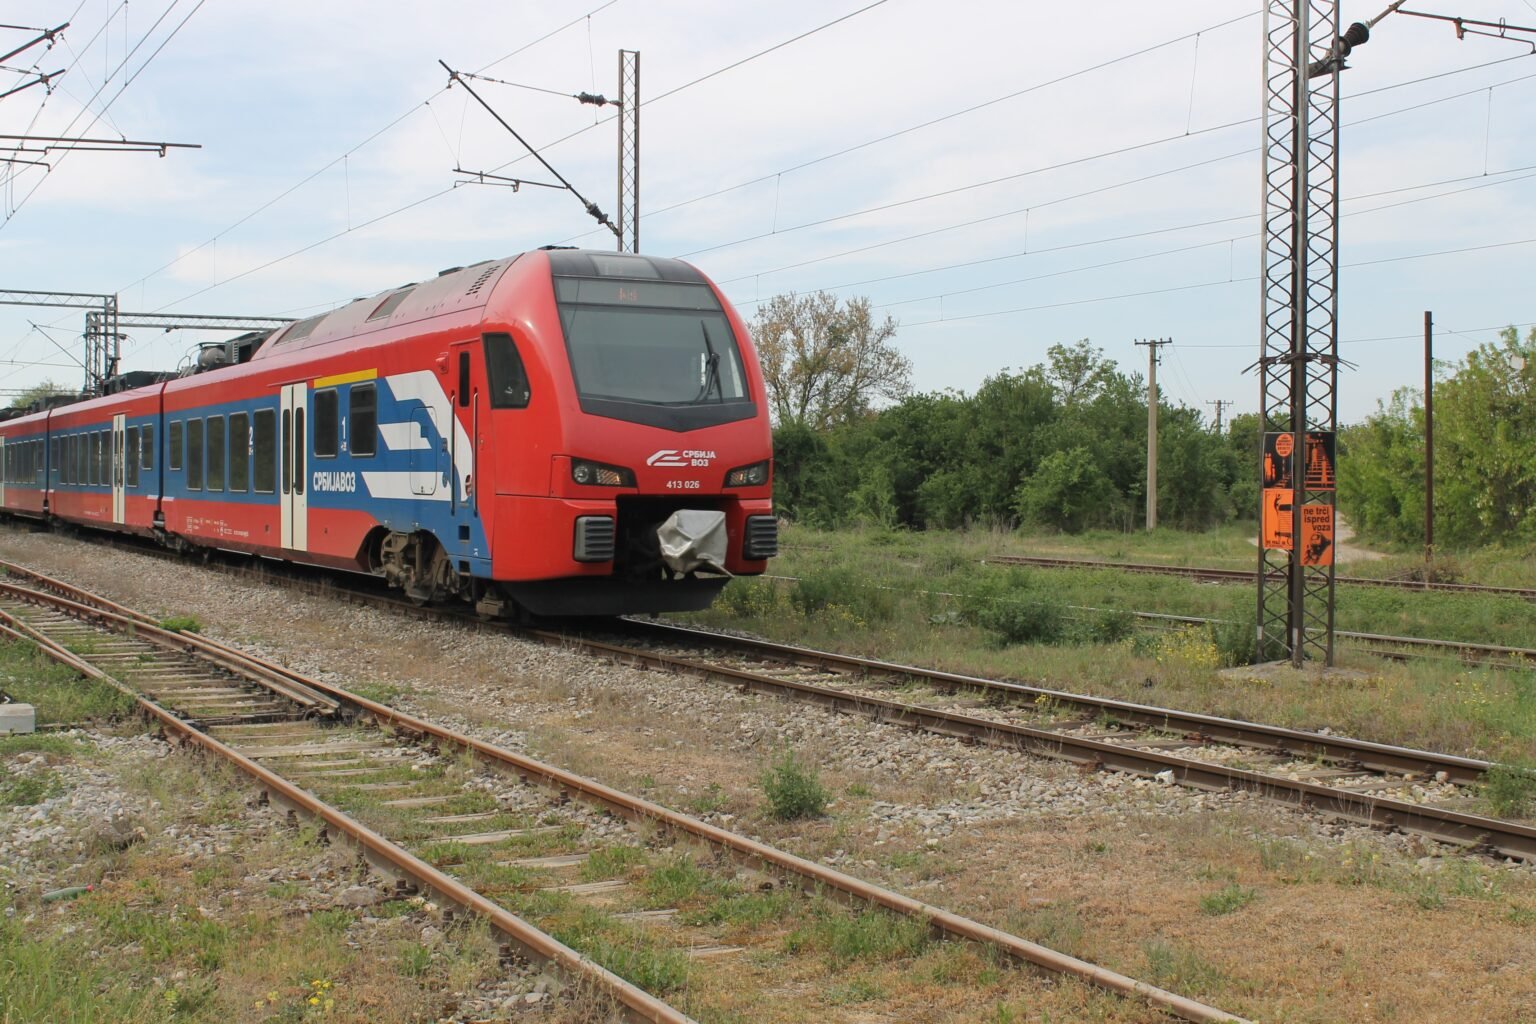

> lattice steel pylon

[
  {"left": 1257, "top": 1, "right": 1355, "bottom": 667},
  {"left": 615, "top": 49, "right": 640, "bottom": 253}
]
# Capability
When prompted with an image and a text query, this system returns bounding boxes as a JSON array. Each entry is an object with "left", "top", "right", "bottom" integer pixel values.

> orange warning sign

[
  {"left": 1262, "top": 487, "right": 1292, "bottom": 550},
  {"left": 1300, "top": 503, "right": 1334, "bottom": 566},
  {"left": 1273, "top": 433, "right": 1294, "bottom": 459}
]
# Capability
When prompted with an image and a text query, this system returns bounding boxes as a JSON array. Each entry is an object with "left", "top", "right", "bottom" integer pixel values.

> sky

[{"left": 2, "top": 0, "right": 1534, "bottom": 425}]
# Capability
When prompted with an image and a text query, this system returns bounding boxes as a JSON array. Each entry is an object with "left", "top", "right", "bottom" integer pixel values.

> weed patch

[
  {"left": 1199, "top": 883, "right": 1257, "bottom": 916},
  {"left": 786, "top": 906, "right": 931, "bottom": 966},
  {"left": 1481, "top": 761, "right": 1536, "bottom": 818},
  {"left": 760, "top": 749, "right": 829, "bottom": 820}
]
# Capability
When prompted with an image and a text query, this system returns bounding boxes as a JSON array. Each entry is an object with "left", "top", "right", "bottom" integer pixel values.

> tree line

[
  {"left": 752, "top": 292, "right": 1256, "bottom": 532},
  {"left": 1339, "top": 326, "right": 1535, "bottom": 548},
  {"left": 753, "top": 293, "right": 1534, "bottom": 545}
]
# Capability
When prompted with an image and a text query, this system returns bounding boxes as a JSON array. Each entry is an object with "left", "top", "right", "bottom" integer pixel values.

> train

[{"left": 0, "top": 248, "right": 777, "bottom": 617}]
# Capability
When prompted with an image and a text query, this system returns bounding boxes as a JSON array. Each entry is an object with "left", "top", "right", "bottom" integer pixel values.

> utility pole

[
  {"left": 1424, "top": 309, "right": 1434, "bottom": 565},
  {"left": 1135, "top": 337, "right": 1171, "bottom": 530},
  {"left": 616, "top": 50, "right": 640, "bottom": 253},
  {"left": 1206, "top": 398, "right": 1233, "bottom": 433}
]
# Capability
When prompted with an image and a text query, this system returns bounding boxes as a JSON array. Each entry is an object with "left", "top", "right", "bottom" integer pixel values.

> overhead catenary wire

[
  {"left": 705, "top": 61, "right": 1536, "bottom": 278},
  {"left": 0, "top": 0, "right": 206, "bottom": 229},
  {"left": 136, "top": 0, "right": 897, "bottom": 320}
]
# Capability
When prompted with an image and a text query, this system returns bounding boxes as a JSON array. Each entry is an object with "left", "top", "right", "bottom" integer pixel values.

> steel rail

[
  {"left": 0, "top": 559, "right": 1252, "bottom": 1024},
  {"left": 545, "top": 626, "right": 1536, "bottom": 862},
  {"left": 610, "top": 619, "right": 1496, "bottom": 784},
  {"left": 0, "top": 605, "right": 695, "bottom": 1024},
  {"left": 986, "top": 554, "right": 1536, "bottom": 601}
]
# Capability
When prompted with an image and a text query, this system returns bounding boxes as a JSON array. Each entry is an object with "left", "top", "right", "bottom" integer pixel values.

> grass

[
  {"left": 681, "top": 523, "right": 1536, "bottom": 762},
  {"left": 0, "top": 639, "right": 136, "bottom": 725}
]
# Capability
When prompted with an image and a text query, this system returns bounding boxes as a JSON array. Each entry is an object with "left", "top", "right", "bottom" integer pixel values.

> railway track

[
  {"left": 572, "top": 619, "right": 1536, "bottom": 863},
  {"left": 9, "top": 538, "right": 1533, "bottom": 866},
  {"left": 986, "top": 553, "right": 1536, "bottom": 601},
  {"left": 0, "top": 562, "right": 1249, "bottom": 1024}
]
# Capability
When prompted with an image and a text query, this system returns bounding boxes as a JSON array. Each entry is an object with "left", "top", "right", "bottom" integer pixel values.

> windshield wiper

[{"left": 695, "top": 320, "right": 723, "bottom": 403}]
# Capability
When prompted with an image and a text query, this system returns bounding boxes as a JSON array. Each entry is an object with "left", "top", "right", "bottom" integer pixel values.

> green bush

[
  {"left": 1482, "top": 761, "right": 1536, "bottom": 818},
  {"left": 957, "top": 571, "right": 1066, "bottom": 646},
  {"left": 1207, "top": 604, "right": 1260, "bottom": 667},
  {"left": 1084, "top": 607, "right": 1136, "bottom": 644},
  {"left": 761, "top": 750, "right": 829, "bottom": 820},
  {"left": 978, "top": 594, "right": 1066, "bottom": 646},
  {"left": 157, "top": 616, "right": 202, "bottom": 634},
  {"left": 714, "top": 577, "right": 780, "bottom": 618},
  {"left": 789, "top": 569, "right": 894, "bottom": 623}
]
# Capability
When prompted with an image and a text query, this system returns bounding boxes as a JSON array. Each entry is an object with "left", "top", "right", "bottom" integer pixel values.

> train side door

[
  {"left": 0, "top": 436, "right": 6, "bottom": 506},
  {"left": 111, "top": 414, "right": 126, "bottom": 525},
  {"left": 450, "top": 340, "right": 479, "bottom": 517},
  {"left": 280, "top": 383, "right": 309, "bottom": 551},
  {"left": 409, "top": 407, "right": 437, "bottom": 497}
]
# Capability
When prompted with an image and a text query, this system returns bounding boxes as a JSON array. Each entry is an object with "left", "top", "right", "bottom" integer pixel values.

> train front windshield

[{"left": 556, "top": 278, "right": 748, "bottom": 408}]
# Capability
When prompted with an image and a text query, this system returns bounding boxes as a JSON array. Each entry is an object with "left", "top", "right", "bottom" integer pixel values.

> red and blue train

[{"left": 0, "top": 249, "right": 777, "bottom": 616}]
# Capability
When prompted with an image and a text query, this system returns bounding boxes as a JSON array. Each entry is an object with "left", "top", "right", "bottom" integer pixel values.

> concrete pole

[{"left": 1135, "top": 338, "right": 1169, "bottom": 530}]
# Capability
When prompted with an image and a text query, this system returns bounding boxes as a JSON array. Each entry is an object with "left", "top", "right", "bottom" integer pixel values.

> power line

[
  {"left": 637, "top": 9, "right": 1263, "bottom": 226},
  {"left": 844, "top": 163, "right": 1536, "bottom": 316},
  {"left": 141, "top": 0, "right": 897, "bottom": 317},
  {"left": 716, "top": 64, "right": 1536, "bottom": 294},
  {"left": 114, "top": 2, "right": 623, "bottom": 300},
  {"left": 474, "top": 0, "right": 902, "bottom": 191},
  {"left": 1, "top": 0, "right": 207, "bottom": 229},
  {"left": 569, "top": 41, "right": 1529, "bottom": 255},
  {"left": 890, "top": 235, "right": 1536, "bottom": 330}
]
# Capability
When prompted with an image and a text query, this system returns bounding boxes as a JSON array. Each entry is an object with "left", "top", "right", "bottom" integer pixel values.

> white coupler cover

[{"left": 658, "top": 509, "right": 730, "bottom": 576}]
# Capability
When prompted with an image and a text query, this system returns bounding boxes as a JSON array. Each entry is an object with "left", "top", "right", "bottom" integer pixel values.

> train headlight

[
  {"left": 572, "top": 459, "right": 635, "bottom": 487},
  {"left": 723, "top": 460, "right": 769, "bottom": 488}
]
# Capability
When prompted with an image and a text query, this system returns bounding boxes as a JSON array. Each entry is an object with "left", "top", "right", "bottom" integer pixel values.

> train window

[
  {"left": 76, "top": 434, "right": 85, "bottom": 485},
  {"left": 207, "top": 416, "right": 225, "bottom": 492},
  {"left": 293, "top": 408, "right": 305, "bottom": 495},
  {"left": 281, "top": 410, "right": 290, "bottom": 494},
  {"left": 483, "top": 333, "right": 531, "bottom": 409},
  {"left": 51, "top": 438, "right": 59, "bottom": 479},
  {"left": 229, "top": 412, "right": 249, "bottom": 492},
  {"left": 126, "top": 427, "right": 140, "bottom": 488},
  {"left": 349, "top": 385, "right": 376, "bottom": 457},
  {"left": 141, "top": 427, "right": 153, "bottom": 471},
  {"left": 88, "top": 433, "right": 99, "bottom": 486},
  {"left": 253, "top": 409, "right": 275, "bottom": 493},
  {"left": 458, "top": 352, "right": 471, "bottom": 407},
  {"left": 187, "top": 419, "right": 204, "bottom": 490},
  {"left": 168, "top": 421, "right": 183, "bottom": 471},
  {"left": 313, "top": 389, "right": 338, "bottom": 458}
]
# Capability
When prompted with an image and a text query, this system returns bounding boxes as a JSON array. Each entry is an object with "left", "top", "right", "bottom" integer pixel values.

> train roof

[{"left": 249, "top": 249, "right": 710, "bottom": 363}]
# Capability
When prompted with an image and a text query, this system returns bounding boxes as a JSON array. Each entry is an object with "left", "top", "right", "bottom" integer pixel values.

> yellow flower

[{"left": 309, "top": 996, "right": 320, "bottom": 1006}]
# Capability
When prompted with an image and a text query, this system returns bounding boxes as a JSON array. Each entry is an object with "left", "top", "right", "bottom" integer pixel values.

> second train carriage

[{"left": 0, "top": 249, "right": 777, "bottom": 616}]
